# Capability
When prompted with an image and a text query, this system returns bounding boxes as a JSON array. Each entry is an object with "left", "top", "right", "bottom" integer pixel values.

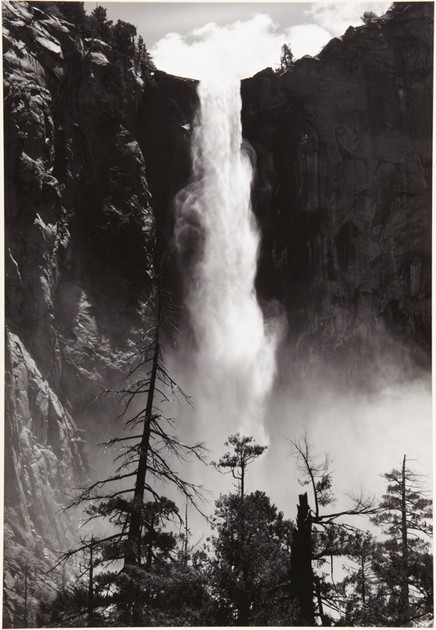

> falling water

[{"left": 175, "top": 80, "right": 280, "bottom": 439}]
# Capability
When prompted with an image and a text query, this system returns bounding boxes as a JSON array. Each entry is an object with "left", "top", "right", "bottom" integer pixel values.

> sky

[{"left": 84, "top": 1, "right": 393, "bottom": 78}]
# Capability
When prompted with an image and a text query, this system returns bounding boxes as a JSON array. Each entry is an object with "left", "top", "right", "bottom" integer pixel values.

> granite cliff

[
  {"left": 242, "top": 1, "right": 432, "bottom": 379},
  {"left": 3, "top": 2, "right": 195, "bottom": 624},
  {"left": 3, "top": 1, "right": 432, "bottom": 625}
]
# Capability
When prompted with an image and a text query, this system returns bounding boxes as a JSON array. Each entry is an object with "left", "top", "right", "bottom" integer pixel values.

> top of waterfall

[{"left": 198, "top": 75, "right": 242, "bottom": 89}]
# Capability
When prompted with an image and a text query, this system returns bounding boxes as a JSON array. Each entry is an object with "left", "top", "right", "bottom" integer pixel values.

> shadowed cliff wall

[{"left": 242, "top": 2, "right": 432, "bottom": 376}]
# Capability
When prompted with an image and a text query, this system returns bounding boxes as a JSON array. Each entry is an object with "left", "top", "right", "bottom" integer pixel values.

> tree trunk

[
  {"left": 87, "top": 540, "right": 95, "bottom": 627},
  {"left": 240, "top": 459, "right": 245, "bottom": 502},
  {"left": 238, "top": 487, "right": 249, "bottom": 624},
  {"left": 237, "top": 598, "right": 250, "bottom": 626},
  {"left": 290, "top": 493, "right": 315, "bottom": 625},
  {"left": 183, "top": 502, "right": 189, "bottom": 564},
  {"left": 315, "top": 575, "right": 330, "bottom": 626},
  {"left": 146, "top": 513, "right": 155, "bottom": 570},
  {"left": 23, "top": 562, "right": 28, "bottom": 629},
  {"left": 400, "top": 454, "right": 410, "bottom": 624},
  {"left": 125, "top": 324, "right": 160, "bottom": 566},
  {"left": 361, "top": 554, "right": 367, "bottom": 624}
]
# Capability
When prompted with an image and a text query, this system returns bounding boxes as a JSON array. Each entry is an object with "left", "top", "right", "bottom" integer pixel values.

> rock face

[
  {"left": 4, "top": 332, "right": 86, "bottom": 621},
  {"left": 3, "top": 1, "right": 432, "bottom": 625},
  {"left": 241, "top": 2, "right": 432, "bottom": 374},
  {"left": 3, "top": 3, "right": 196, "bottom": 625}
]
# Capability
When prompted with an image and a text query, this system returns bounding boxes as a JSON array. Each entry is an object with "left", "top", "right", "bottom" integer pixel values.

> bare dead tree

[
  {"left": 289, "top": 433, "right": 378, "bottom": 625},
  {"left": 54, "top": 278, "right": 208, "bottom": 579}
]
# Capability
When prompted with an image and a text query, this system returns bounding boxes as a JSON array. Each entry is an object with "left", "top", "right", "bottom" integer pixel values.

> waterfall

[{"left": 175, "top": 80, "right": 280, "bottom": 439}]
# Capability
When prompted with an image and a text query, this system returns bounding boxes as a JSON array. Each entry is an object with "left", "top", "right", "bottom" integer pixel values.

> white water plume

[{"left": 175, "top": 80, "right": 281, "bottom": 441}]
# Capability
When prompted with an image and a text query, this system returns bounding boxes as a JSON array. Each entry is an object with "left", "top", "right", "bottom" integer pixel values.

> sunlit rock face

[
  {"left": 4, "top": 1, "right": 154, "bottom": 402},
  {"left": 242, "top": 2, "right": 432, "bottom": 378},
  {"left": 4, "top": 332, "right": 86, "bottom": 621}
]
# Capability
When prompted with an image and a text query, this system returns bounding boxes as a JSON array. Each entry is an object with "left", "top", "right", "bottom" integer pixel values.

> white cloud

[
  {"left": 285, "top": 23, "right": 332, "bottom": 59},
  {"left": 150, "top": 13, "right": 331, "bottom": 80},
  {"left": 150, "top": 2, "right": 395, "bottom": 80},
  {"left": 306, "top": 1, "right": 392, "bottom": 38}
]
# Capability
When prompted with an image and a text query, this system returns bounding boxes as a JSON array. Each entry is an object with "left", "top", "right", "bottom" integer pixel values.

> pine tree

[
  {"left": 214, "top": 433, "right": 267, "bottom": 501},
  {"left": 208, "top": 435, "right": 295, "bottom": 624},
  {"left": 209, "top": 490, "right": 295, "bottom": 625},
  {"left": 57, "top": 2, "right": 87, "bottom": 29},
  {"left": 89, "top": 6, "right": 113, "bottom": 43},
  {"left": 371, "top": 455, "right": 433, "bottom": 625},
  {"left": 112, "top": 19, "right": 137, "bottom": 56},
  {"left": 361, "top": 10, "right": 379, "bottom": 25},
  {"left": 337, "top": 456, "right": 433, "bottom": 626},
  {"left": 136, "top": 35, "right": 156, "bottom": 75},
  {"left": 280, "top": 43, "right": 294, "bottom": 71},
  {"left": 337, "top": 532, "right": 385, "bottom": 625}
]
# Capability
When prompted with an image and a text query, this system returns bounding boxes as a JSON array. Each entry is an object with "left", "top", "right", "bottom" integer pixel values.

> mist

[
  {"left": 166, "top": 337, "right": 432, "bottom": 545},
  {"left": 259, "top": 357, "right": 432, "bottom": 516}
]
